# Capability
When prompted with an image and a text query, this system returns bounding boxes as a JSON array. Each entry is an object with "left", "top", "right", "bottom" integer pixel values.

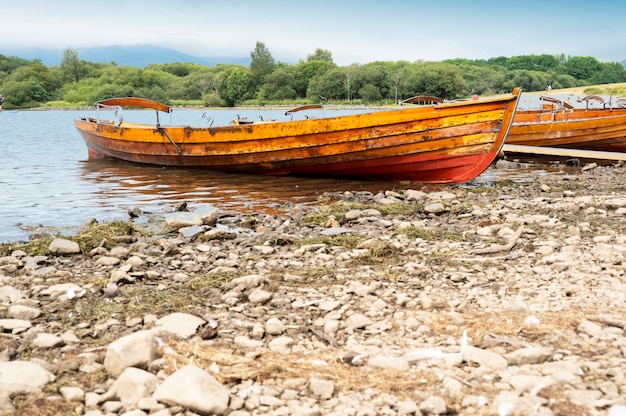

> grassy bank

[{"left": 525, "top": 82, "right": 626, "bottom": 96}]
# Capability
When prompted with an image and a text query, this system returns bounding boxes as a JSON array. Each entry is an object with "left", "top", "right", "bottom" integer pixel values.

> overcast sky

[{"left": 2, "top": 0, "right": 625, "bottom": 66}]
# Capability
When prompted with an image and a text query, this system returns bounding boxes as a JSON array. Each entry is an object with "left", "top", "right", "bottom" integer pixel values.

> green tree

[
  {"left": 294, "top": 60, "right": 335, "bottom": 97},
  {"left": 1, "top": 78, "right": 49, "bottom": 106},
  {"left": 343, "top": 64, "right": 360, "bottom": 101},
  {"left": 533, "top": 54, "right": 561, "bottom": 72},
  {"left": 249, "top": 41, "right": 275, "bottom": 88},
  {"left": 87, "top": 84, "right": 134, "bottom": 103},
  {"left": 59, "top": 48, "right": 85, "bottom": 83},
  {"left": 157, "top": 62, "right": 196, "bottom": 77},
  {"left": 486, "top": 56, "right": 509, "bottom": 67},
  {"left": 0, "top": 54, "right": 32, "bottom": 74},
  {"left": 589, "top": 62, "right": 626, "bottom": 85},
  {"left": 504, "top": 54, "right": 561, "bottom": 72},
  {"left": 500, "top": 70, "right": 547, "bottom": 93},
  {"left": 359, "top": 83, "right": 382, "bottom": 102},
  {"left": 179, "top": 69, "right": 221, "bottom": 100},
  {"left": 354, "top": 62, "right": 389, "bottom": 100},
  {"left": 460, "top": 65, "right": 507, "bottom": 95},
  {"left": 505, "top": 55, "right": 535, "bottom": 71},
  {"left": 306, "top": 68, "right": 345, "bottom": 101},
  {"left": 221, "top": 67, "right": 254, "bottom": 106},
  {"left": 258, "top": 66, "right": 298, "bottom": 101},
  {"left": 548, "top": 73, "right": 578, "bottom": 90},
  {"left": 307, "top": 48, "right": 334, "bottom": 64},
  {"left": 403, "top": 62, "right": 465, "bottom": 99},
  {"left": 3, "top": 62, "right": 60, "bottom": 103},
  {"left": 565, "top": 56, "right": 601, "bottom": 80},
  {"left": 387, "top": 61, "right": 411, "bottom": 103}
]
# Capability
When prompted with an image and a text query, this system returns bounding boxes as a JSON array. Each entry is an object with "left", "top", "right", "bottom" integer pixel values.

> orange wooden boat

[
  {"left": 74, "top": 89, "right": 520, "bottom": 184},
  {"left": 506, "top": 95, "right": 626, "bottom": 153}
]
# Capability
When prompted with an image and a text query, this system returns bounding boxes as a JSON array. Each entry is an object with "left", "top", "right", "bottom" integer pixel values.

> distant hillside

[
  {"left": 0, "top": 45, "right": 251, "bottom": 68},
  {"left": 2, "top": 45, "right": 624, "bottom": 69}
]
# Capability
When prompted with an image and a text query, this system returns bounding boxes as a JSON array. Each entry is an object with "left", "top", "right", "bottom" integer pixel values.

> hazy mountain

[
  {"left": 0, "top": 45, "right": 251, "bottom": 67},
  {"left": 3, "top": 45, "right": 625, "bottom": 69}
]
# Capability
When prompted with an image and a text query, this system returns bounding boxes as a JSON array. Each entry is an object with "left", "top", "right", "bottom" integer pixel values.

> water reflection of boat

[
  {"left": 75, "top": 91, "right": 521, "bottom": 184},
  {"left": 79, "top": 158, "right": 406, "bottom": 216}
]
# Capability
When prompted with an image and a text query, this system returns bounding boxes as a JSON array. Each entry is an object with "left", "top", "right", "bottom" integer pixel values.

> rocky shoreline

[{"left": 1, "top": 159, "right": 626, "bottom": 416}]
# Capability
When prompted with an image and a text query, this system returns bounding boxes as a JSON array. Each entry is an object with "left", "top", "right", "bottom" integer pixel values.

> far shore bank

[{"left": 13, "top": 82, "right": 626, "bottom": 113}]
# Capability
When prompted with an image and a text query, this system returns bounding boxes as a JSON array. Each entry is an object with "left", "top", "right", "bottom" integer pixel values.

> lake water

[{"left": 0, "top": 105, "right": 563, "bottom": 244}]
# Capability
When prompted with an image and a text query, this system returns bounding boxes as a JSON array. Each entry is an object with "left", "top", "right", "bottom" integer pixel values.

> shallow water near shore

[{"left": 0, "top": 107, "right": 567, "bottom": 243}]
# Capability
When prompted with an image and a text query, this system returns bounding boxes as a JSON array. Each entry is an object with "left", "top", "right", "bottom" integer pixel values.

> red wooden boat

[{"left": 74, "top": 89, "right": 520, "bottom": 184}]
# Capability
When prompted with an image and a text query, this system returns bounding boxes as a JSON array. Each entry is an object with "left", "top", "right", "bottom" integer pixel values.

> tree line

[{"left": 1, "top": 41, "right": 625, "bottom": 109}]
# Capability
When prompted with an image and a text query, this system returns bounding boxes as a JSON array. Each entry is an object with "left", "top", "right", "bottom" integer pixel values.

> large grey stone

[
  {"left": 152, "top": 312, "right": 205, "bottom": 339},
  {"left": 48, "top": 238, "right": 81, "bottom": 255},
  {"left": 110, "top": 367, "right": 158, "bottom": 409},
  {"left": 153, "top": 365, "right": 229, "bottom": 415},
  {"left": 104, "top": 330, "right": 160, "bottom": 377},
  {"left": 0, "top": 361, "right": 56, "bottom": 394}
]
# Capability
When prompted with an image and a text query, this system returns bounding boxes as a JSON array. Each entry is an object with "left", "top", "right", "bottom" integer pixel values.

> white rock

[
  {"left": 194, "top": 204, "right": 219, "bottom": 226},
  {"left": 419, "top": 395, "right": 448, "bottom": 415},
  {"left": 109, "top": 246, "right": 130, "bottom": 258},
  {"left": 0, "top": 361, "right": 56, "bottom": 394},
  {"left": 102, "top": 401, "right": 123, "bottom": 413},
  {"left": 424, "top": 203, "right": 446, "bottom": 214},
  {"left": 8, "top": 305, "right": 41, "bottom": 320},
  {"left": 95, "top": 256, "right": 121, "bottom": 266},
  {"left": 40, "top": 283, "right": 84, "bottom": 300},
  {"left": 230, "top": 274, "right": 268, "bottom": 289},
  {"left": 0, "top": 286, "right": 24, "bottom": 302},
  {"left": 462, "top": 345, "right": 508, "bottom": 370},
  {"left": 164, "top": 212, "right": 203, "bottom": 229},
  {"left": 153, "top": 365, "right": 229, "bottom": 415},
  {"left": 324, "top": 319, "right": 340, "bottom": 336},
  {"left": 152, "top": 312, "right": 205, "bottom": 339},
  {"left": 345, "top": 313, "right": 372, "bottom": 330},
  {"left": 507, "top": 374, "right": 554, "bottom": 393},
  {"left": 344, "top": 209, "right": 364, "bottom": 221},
  {"left": 405, "top": 189, "right": 427, "bottom": 202},
  {"left": 367, "top": 355, "right": 410, "bottom": 372},
  {"left": 577, "top": 320, "right": 603, "bottom": 338},
  {"left": 268, "top": 336, "right": 294, "bottom": 354},
  {"left": 110, "top": 367, "right": 158, "bottom": 409},
  {"left": 48, "top": 238, "right": 81, "bottom": 255},
  {"left": 104, "top": 330, "right": 160, "bottom": 377},
  {"left": 308, "top": 378, "right": 334, "bottom": 399},
  {"left": 397, "top": 399, "right": 419, "bottom": 416},
  {"left": 504, "top": 347, "right": 553, "bottom": 365},
  {"left": 126, "top": 255, "right": 144, "bottom": 268},
  {"left": 253, "top": 245, "right": 275, "bottom": 255},
  {"left": 0, "top": 319, "right": 31, "bottom": 333},
  {"left": 608, "top": 405, "right": 626, "bottom": 416},
  {"left": 234, "top": 335, "right": 264, "bottom": 349},
  {"left": 59, "top": 386, "right": 85, "bottom": 402},
  {"left": 265, "top": 317, "right": 286, "bottom": 335},
  {"left": 32, "top": 333, "right": 64, "bottom": 348},
  {"left": 248, "top": 289, "right": 272, "bottom": 304}
]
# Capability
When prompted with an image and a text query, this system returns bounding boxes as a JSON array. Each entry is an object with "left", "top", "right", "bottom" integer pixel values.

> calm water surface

[{"left": 0, "top": 107, "right": 561, "bottom": 243}]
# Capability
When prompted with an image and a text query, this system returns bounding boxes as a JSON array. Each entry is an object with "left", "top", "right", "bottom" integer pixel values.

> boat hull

[
  {"left": 509, "top": 107, "right": 626, "bottom": 153},
  {"left": 75, "top": 90, "right": 520, "bottom": 183}
]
